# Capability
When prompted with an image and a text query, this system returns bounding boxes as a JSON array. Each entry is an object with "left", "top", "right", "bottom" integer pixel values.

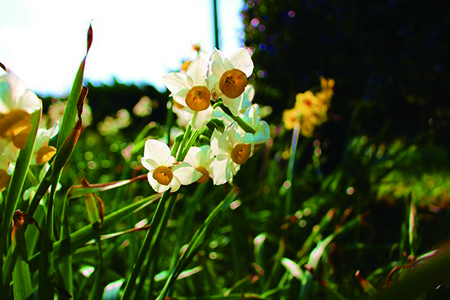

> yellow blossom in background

[{"left": 282, "top": 77, "right": 335, "bottom": 137}]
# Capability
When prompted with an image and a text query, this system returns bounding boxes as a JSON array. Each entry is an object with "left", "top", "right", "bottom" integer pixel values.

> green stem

[
  {"left": 170, "top": 134, "right": 184, "bottom": 157},
  {"left": 216, "top": 103, "right": 256, "bottom": 134},
  {"left": 176, "top": 125, "right": 192, "bottom": 160},
  {"left": 285, "top": 124, "right": 301, "bottom": 216},
  {"left": 166, "top": 97, "right": 174, "bottom": 146}
]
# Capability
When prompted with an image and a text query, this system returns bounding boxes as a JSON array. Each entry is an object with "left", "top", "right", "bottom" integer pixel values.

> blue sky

[{"left": 0, "top": 0, "right": 245, "bottom": 96}]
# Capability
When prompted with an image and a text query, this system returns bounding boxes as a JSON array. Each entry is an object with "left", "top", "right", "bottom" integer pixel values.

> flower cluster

[
  {"left": 0, "top": 72, "right": 59, "bottom": 191},
  {"left": 283, "top": 77, "right": 335, "bottom": 137},
  {"left": 141, "top": 48, "right": 270, "bottom": 193}
]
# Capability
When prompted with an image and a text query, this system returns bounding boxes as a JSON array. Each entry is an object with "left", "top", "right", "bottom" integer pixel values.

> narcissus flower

[
  {"left": 241, "top": 104, "right": 270, "bottom": 145},
  {"left": 208, "top": 48, "right": 254, "bottom": 116},
  {"left": 31, "top": 123, "right": 59, "bottom": 165},
  {"left": 184, "top": 145, "right": 215, "bottom": 184},
  {"left": 141, "top": 139, "right": 202, "bottom": 193},
  {"left": 0, "top": 138, "right": 19, "bottom": 191},
  {"left": 210, "top": 123, "right": 254, "bottom": 185},
  {"left": 164, "top": 57, "right": 213, "bottom": 129},
  {"left": 0, "top": 73, "right": 42, "bottom": 149}
]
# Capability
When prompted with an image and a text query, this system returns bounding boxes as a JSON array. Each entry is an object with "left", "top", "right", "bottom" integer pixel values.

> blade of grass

[
  {"left": 135, "top": 193, "right": 178, "bottom": 299},
  {"left": 27, "top": 193, "right": 160, "bottom": 272},
  {"left": 12, "top": 212, "right": 33, "bottom": 300},
  {"left": 370, "top": 246, "right": 450, "bottom": 300},
  {"left": 156, "top": 188, "right": 239, "bottom": 300},
  {"left": 120, "top": 191, "right": 172, "bottom": 300}
]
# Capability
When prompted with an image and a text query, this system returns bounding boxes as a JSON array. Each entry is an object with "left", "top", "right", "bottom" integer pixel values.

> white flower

[
  {"left": 164, "top": 57, "right": 213, "bottom": 129},
  {"left": 31, "top": 122, "right": 59, "bottom": 165},
  {"left": 0, "top": 138, "right": 19, "bottom": 191},
  {"left": 241, "top": 104, "right": 270, "bottom": 145},
  {"left": 0, "top": 73, "right": 41, "bottom": 115},
  {"left": 184, "top": 145, "right": 215, "bottom": 184},
  {"left": 141, "top": 139, "right": 202, "bottom": 193},
  {"left": 210, "top": 123, "right": 254, "bottom": 185},
  {"left": 0, "top": 73, "right": 42, "bottom": 149},
  {"left": 208, "top": 48, "right": 254, "bottom": 116},
  {"left": 240, "top": 84, "right": 255, "bottom": 114}
]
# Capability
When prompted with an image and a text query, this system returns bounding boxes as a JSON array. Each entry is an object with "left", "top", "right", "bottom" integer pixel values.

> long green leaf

[
  {"left": 57, "top": 24, "right": 93, "bottom": 150},
  {"left": 0, "top": 109, "right": 41, "bottom": 291}
]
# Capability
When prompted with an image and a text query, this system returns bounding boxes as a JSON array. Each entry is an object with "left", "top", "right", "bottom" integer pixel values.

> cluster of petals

[
  {"left": 141, "top": 139, "right": 202, "bottom": 193},
  {"left": 211, "top": 123, "right": 254, "bottom": 185},
  {"left": 0, "top": 73, "right": 42, "bottom": 149},
  {"left": 164, "top": 48, "right": 254, "bottom": 129},
  {"left": 143, "top": 48, "right": 271, "bottom": 192},
  {"left": 0, "top": 73, "right": 43, "bottom": 191},
  {"left": 283, "top": 77, "right": 335, "bottom": 137}
]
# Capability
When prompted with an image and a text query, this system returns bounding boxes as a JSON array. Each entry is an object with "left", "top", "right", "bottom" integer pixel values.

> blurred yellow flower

[{"left": 282, "top": 78, "right": 335, "bottom": 137}]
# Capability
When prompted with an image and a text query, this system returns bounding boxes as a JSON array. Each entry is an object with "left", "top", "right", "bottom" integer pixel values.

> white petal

[
  {"left": 186, "top": 57, "right": 208, "bottom": 86},
  {"left": 141, "top": 157, "right": 158, "bottom": 172},
  {"left": 147, "top": 172, "right": 171, "bottom": 193},
  {"left": 18, "top": 89, "right": 41, "bottom": 113},
  {"left": 170, "top": 177, "right": 182, "bottom": 192},
  {"left": 172, "top": 162, "right": 202, "bottom": 185},
  {"left": 209, "top": 48, "right": 224, "bottom": 64},
  {"left": 229, "top": 48, "right": 254, "bottom": 77},
  {"left": 163, "top": 72, "right": 189, "bottom": 94},
  {"left": 197, "top": 145, "right": 214, "bottom": 167},
  {"left": 210, "top": 129, "right": 224, "bottom": 156},
  {"left": 192, "top": 106, "right": 213, "bottom": 130},
  {"left": 211, "top": 155, "right": 233, "bottom": 185},
  {"left": 211, "top": 59, "right": 227, "bottom": 77},
  {"left": 222, "top": 95, "right": 243, "bottom": 116},
  {"left": 184, "top": 147, "right": 201, "bottom": 168},
  {"left": 143, "top": 139, "right": 174, "bottom": 166},
  {"left": 254, "top": 121, "right": 270, "bottom": 144},
  {"left": 172, "top": 88, "right": 189, "bottom": 106}
]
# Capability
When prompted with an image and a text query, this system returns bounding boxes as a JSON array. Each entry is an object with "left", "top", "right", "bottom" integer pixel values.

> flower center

[
  {"left": 0, "top": 110, "right": 31, "bottom": 140},
  {"left": 152, "top": 166, "right": 174, "bottom": 185},
  {"left": 231, "top": 143, "right": 251, "bottom": 165},
  {"left": 195, "top": 166, "right": 209, "bottom": 184},
  {"left": 219, "top": 69, "right": 247, "bottom": 99},
  {"left": 11, "top": 126, "right": 32, "bottom": 149},
  {"left": 36, "top": 146, "right": 57, "bottom": 165},
  {"left": 0, "top": 169, "right": 10, "bottom": 192},
  {"left": 185, "top": 86, "right": 211, "bottom": 111}
]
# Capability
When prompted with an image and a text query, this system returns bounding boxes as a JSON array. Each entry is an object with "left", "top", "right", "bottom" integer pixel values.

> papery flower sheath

[{"left": 141, "top": 139, "right": 202, "bottom": 193}]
